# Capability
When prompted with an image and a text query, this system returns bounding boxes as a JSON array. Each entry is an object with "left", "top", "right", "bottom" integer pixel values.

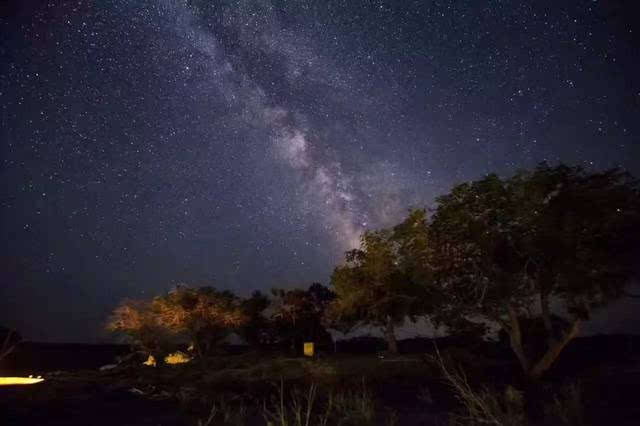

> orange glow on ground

[{"left": 0, "top": 377, "right": 45, "bottom": 386}]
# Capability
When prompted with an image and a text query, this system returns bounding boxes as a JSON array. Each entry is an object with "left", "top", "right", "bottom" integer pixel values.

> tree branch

[
  {"left": 529, "top": 319, "right": 581, "bottom": 379},
  {"left": 539, "top": 290, "right": 555, "bottom": 342},
  {"left": 506, "top": 304, "right": 530, "bottom": 373}
]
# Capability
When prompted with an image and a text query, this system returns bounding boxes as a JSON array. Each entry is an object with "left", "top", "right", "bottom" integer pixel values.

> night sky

[{"left": 1, "top": 0, "right": 639, "bottom": 342}]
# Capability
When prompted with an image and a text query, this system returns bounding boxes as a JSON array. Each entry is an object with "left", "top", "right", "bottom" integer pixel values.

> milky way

[
  {"left": 1, "top": 0, "right": 638, "bottom": 341},
  {"left": 163, "top": 0, "right": 368, "bottom": 249}
]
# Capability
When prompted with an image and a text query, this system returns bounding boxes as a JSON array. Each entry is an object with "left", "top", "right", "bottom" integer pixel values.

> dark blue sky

[{"left": 1, "top": 0, "right": 639, "bottom": 342}]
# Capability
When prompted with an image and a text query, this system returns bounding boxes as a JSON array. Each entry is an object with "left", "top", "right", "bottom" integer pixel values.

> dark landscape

[
  {"left": 2, "top": 335, "right": 640, "bottom": 425},
  {"left": 2, "top": 0, "right": 639, "bottom": 425}
]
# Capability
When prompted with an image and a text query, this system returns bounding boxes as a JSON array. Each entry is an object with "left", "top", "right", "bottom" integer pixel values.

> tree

[
  {"left": 152, "top": 286, "right": 248, "bottom": 358},
  {"left": 108, "top": 286, "right": 248, "bottom": 361},
  {"left": 324, "top": 301, "right": 358, "bottom": 353},
  {"left": 428, "top": 164, "right": 640, "bottom": 379},
  {"left": 270, "top": 283, "right": 334, "bottom": 353},
  {"left": 107, "top": 299, "right": 174, "bottom": 364},
  {"left": 238, "top": 290, "right": 271, "bottom": 347},
  {"left": 330, "top": 230, "right": 429, "bottom": 353}
]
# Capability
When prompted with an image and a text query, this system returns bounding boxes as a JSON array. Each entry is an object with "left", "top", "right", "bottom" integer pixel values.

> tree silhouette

[{"left": 428, "top": 164, "right": 640, "bottom": 378}]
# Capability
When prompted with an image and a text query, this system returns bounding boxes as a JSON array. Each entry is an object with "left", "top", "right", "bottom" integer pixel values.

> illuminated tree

[
  {"left": 108, "top": 286, "right": 248, "bottom": 361},
  {"left": 152, "top": 286, "right": 248, "bottom": 358},
  {"left": 107, "top": 299, "right": 173, "bottom": 363},
  {"left": 330, "top": 230, "right": 429, "bottom": 353}
]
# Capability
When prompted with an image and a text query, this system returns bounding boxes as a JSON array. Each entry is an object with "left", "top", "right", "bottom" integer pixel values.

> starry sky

[{"left": 1, "top": 0, "right": 639, "bottom": 342}]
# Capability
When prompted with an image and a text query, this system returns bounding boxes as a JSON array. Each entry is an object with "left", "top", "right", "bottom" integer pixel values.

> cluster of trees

[
  {"left": 109, "top": 164, "right": 640, "bottom": 379},
  {"left": 107, "top": 283, "right": 338, "bottom": 362},
  {"left": 331, "top": 164, "right": 640, "bottom": 378}
]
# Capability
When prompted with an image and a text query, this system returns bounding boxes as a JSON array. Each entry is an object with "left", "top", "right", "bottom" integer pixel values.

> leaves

[{"left": 107, "top": 286, "right": 248, "bottom": 358}]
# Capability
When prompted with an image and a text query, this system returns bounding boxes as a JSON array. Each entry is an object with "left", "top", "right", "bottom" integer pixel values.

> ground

[{"left": 1, "top": 336, "right": 639, "bottom": 425}]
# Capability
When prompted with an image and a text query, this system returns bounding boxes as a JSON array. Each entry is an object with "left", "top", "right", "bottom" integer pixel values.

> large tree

[
  {"left": 107, "top": 299, "right": 174, "bottom": 363},
  {"left": 109, "top": 286, "right": 247, "bottom": 361},
  {"left": 238, "top": 290, "right": 271, "bottom": 348},
  {"left": 270, "top": 283, "right": 335, "bottom": 353},
  {"left": 152, "top": 286, "right": 247, "bottom": 358},
  {"left": 428, "top": 164, "right": 640, "bottom": 378},
  {"left": 330, "top": 229, "right": 429, "bottom": 353}
]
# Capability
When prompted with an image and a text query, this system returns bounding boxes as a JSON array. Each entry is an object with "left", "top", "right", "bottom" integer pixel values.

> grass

[
  {"left": 178, "top": 352, "right": 435, "bottom": 388},
  {"left": 15, "top": 347, "right": 600, "bottom": 426},
  {"left": 194, "top": 377, "right": 400, "bottom": 426},
  {"left": 430, "top": 346, "right": 526, "bottom": 426}
]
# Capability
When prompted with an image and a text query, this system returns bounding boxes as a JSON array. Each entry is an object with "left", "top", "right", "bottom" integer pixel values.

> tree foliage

[
  {"left": 108, "top": 285, "right": 248, "bottom": 361},
  {"left": 270, "top": 283, "right": 335, "bottom": 352},
  {"left": 330, "top": 228, "right": 431, "bottom": 353},
  {"left": 238, "top": 290, "right": 271, "bottom": 347},
  {"left": 428, "top": 164, "right": 640, "bottom": 378},
  {"left": 151, "top": 286, "right": 247, "bottom": 358},
  {"left": 107, "top": 299, "right": 174, "bottom": 361}
]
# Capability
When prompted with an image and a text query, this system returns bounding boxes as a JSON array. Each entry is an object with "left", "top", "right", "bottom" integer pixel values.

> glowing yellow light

[
  {"left": 164, "top": 351, "right": 191, "bottom": 364},
  {"left": 143, "top": 354, "right": 157, "bottom": 367},
  {"left": 0, "top": 376, "right": 45, "bottom": 386},
  {"left": 303, "top": 342, "right": 314, "bottom": 357}
]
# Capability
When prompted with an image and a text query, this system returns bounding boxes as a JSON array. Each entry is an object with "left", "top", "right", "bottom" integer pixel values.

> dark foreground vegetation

[
  {"left": 2, "top": 164, "right": 640, "bottom": 425},
  {"left": 1, "top": 335, "right": 640, "bottom": 426}
]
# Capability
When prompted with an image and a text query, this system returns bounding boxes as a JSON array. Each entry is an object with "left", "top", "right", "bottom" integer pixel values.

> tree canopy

[
  {"left": 330, "top": 228, "right": 431, "bottom": 353},
  {"left": 428, "top": 164, "right": 640, "bottom": 377},
  {"left": 270, "top": 283, "right": 335, "bottom": 352},
  {"left": 106, "top": 164, "right": 640, "bottom": 377},
  {"left": 108, "top": 285, "right": 247, "bottom": 361}
]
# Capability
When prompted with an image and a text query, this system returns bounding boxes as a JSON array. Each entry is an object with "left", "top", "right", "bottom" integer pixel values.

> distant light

[
  {"left": 164, "top": 351, "right": 191, "bottom": 364},
  {"left": 0, "top": 376, "right": 45, "bottom": 386},
  {"left": 304, "top": 342, "right": 315, "bottom": 357},
  {"left": 143, "top": 354, "right": 157, "bottom": 367}
]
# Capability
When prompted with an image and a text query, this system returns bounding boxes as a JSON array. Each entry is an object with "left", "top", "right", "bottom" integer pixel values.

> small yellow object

[
  {"left": 303, "top": 342, "right": 314, "bottom": 357},
  {"left": 143, "top": 354, "right": 157, "bottom": 367},
  {"left": 164, "top": 351, "right": 191, "bottom": 364},
  {"left": 0, "top": 377, "right": 45, "bottom": 386}
]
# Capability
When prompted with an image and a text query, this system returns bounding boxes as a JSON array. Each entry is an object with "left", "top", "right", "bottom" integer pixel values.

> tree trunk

[
  {"left": 529, "top": 319, "right": 580, "bottom": 379},
  {"left": 539, "top": 291, "right": 553, "bottom": 336},
  {"left": 384, "top": 316, "right": 398, "bottom": 354},
  {"left": 506, "top": 305, "right": 530, "bottom": 373}
]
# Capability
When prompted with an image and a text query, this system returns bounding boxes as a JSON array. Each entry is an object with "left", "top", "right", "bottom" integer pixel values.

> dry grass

[
  {"left": 262, "top": 379, "right": 325, "bottom": 426},
  {"left": 430, "top": 346, "right": 526, "bottom": 426},
  {"left": 261, "top": 377, "right": 377, "bottom": 426},
  {"left": 198, "top": 396, "right": 248, "bottom": 426}
]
